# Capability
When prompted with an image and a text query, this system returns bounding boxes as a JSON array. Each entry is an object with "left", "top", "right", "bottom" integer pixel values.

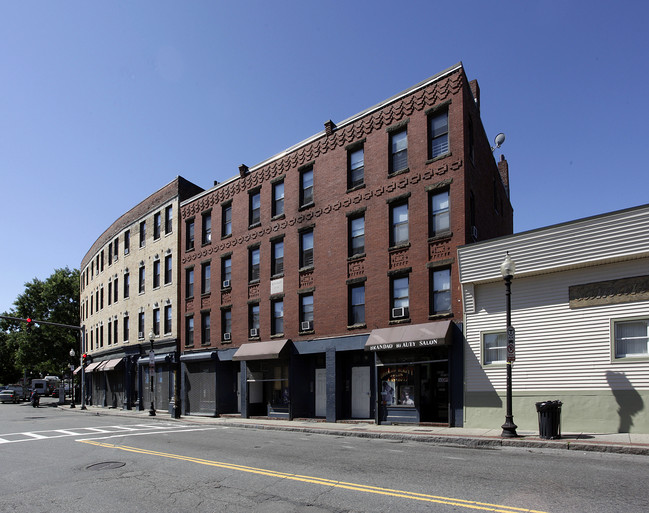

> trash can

[{"left": 535, "top": 400, "right": 562, "bottom": 439}]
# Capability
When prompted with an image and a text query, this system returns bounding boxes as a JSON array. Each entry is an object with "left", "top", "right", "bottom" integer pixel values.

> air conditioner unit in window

[
  {"left": 471, "top": 226, "right": 478, "bottom": 240},
  {"left": 249, "top": 328, "right": 258, "bottom": 338},
  {"left": 222, "top": 280, "right": 231, "bottom": 289},
  {"left": 138, "top": 332, "right": 144, "bottom": 339},
  {"left": 223, "top": 332, "right": 231, "bottom": 341},
  {"left": 301, "top": 321, "right": 312, "bottom": 331},
  {"left": 392, "top": 307, "right": 407, "bottom": 319}
]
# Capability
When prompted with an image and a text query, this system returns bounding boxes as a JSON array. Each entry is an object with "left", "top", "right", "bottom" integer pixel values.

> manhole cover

[{"left": 86, "top": 462, "right": 126, "bottom": 471}]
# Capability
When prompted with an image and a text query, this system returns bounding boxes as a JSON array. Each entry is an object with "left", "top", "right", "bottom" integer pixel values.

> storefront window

[{"left": 380, "top": 367, "right": 415, "bottom": 407}]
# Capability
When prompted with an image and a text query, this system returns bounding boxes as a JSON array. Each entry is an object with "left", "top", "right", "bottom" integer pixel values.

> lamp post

[
  {"left": 69, "top": 349, "right": 76, "bottom": 408},
  {"left": 148, "top": 331, "right": 156, "bottom": 416},
  {"left": 500, "top": 252, "right": 518, "bottom": 438}
]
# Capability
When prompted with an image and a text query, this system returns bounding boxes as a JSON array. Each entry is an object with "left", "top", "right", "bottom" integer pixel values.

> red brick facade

[{"left": 180, "top": 64, "right": 512, "bottom": 351}]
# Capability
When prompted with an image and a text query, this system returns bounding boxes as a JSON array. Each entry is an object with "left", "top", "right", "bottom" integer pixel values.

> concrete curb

[{"left": 58, "top": 405, "right": 649, "bottom": 457}]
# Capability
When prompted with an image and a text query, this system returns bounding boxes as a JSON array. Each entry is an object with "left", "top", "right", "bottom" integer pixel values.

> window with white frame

[
  {"left": 483, "top": 331, "right": 507, "bottom": 365},
  {"left": 614, "top": 319, "right": 649, "bottom": 359}
]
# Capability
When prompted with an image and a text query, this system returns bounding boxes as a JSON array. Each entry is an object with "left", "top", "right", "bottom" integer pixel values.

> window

[
  {"left": 164, "top": 305, "right": 172, "bottom": 334},
  {"left": 100, "top": 287, "right": 104, "bottom": 309},
  {"left": 349, "top": 215, "right": 365, "bottom": 257},
  {"left": 271, "top": 299, "right": 284, "bottom": 335},
  {"left": 249, "top": 246, "right": 260, "bottom": 282},
  {"left": 113, "top": 238, "right": 119, "bottom": 260},
  {"left": 186, "top": 219, "right": 195, "bottom": 251},
  {"left": 138, "top": 312, "right": 145, "bottom": 339},
  {"left": 202, "top": 212, "right": 212, "bottom": 244},
  {"left": 107, "top": 282, "right": 112, "bottom": 305},
  {"left": 113, "top": 278, "right": 118, "bottom": 303},
  {"left": 222, "top": 203, "right": 232, "bottom": 238},
  {"left": 614, "top": 319, "right": 649, "bottom": 359},
  {"left": 390, "top": 129, "right": 408, "bottom": 174},
  {"left": 138, "top": 266, "right": 145, "bottom": 294},
  {"left": 429, "top": 110, "right": 449, "bottom": 159},
  {"left": 222, "top": 309, "right": 232, "bottom": 341},
  {"left": 164, "top": 254, "right": 172, "bottom": 285},
  {"left": 165, "top": 205, "right": 173, "bottom": 234},
  {"left": 272, "top": 239, "right": 284, "bottom": 276},
  {"left": 186, "top": 267, "right": 194, "bottom": 298},
  {"left": 483, "top": 332, "right": 507, "bottom": 365},
  {"left": 300, "top": 293, "right": 314, "bottom": 332},
  {"left": 124, "top": 272, "right": 130, "bottom": 298},
  {"left": 153, "top": 308, "right": 160, "bottom": 336},
  {"left": 153, "top": 259, "right": 161, "bottom": 289},
  {"left": 391, "top": 275, "right": 409, "bottom": 320},
  {"left": 222, "top": 255, "right": 232, "bottom": 288},
  {"left": 185, "top": 316, "right": 194, "bottom": 347},
  {"left": 430, "top": 190, "right": 450, "bottom": 236},
  {"left": 249, "top": 303, "right": 260, "bottom": 337},
  {"left": 201, "top": 261, "right": 211, "bottom": 295},
  {"left": 390, "top": 202, "right": 409, "bottom": 246},
  {"left": 431, "top": 267, "right": 451, "bottom": 314},
  {"left": 348, "top": 147, "right": 364, "bottom": 188},
  {"left": 272, "top": 180, "right": 284, "bottom": 217},
  {"left": 108, "top": 244, "right": 113, "bottom": 266},
  {"left": 123, "top": 314, "right": 129, "bottom": 342},
  {"left": 139, "top": 221, "right": 146, "bottom": 247},
  {"left": 201, "top": 312, "right": 211, "bottom": 345},
  {"left": 249, "top": 190, "right": 261, "bottom": 226},
  {"left": 349, "top": 283, "right": 365, "bottom": 326},
  {"left": 300, "top": 167, "right": 314, "bottom": 207},
  {"left": 154, "top": 212, "right": 161, "bottom": 240},
  {"left": 300, "top": 229, "right": 314, "bottom": 268},
  {"left": 113, "top": 318, "right": 118, "bottom": 345},
  {"left": 107, "top": 319, "right": 112, "bottom": 345},
  {"left": 124, "top": 230, "right": 130, "bottom": 255}
]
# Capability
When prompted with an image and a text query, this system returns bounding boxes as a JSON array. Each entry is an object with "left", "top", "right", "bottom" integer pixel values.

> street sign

[
  {"left": 507, "top": 326, "right": 515, "bottom": 362},
  {"left": 149, "top": 350, "right": 155, "bottom": 369}
]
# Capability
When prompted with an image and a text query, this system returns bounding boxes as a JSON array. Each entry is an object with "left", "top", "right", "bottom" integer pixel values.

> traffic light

[{"left": 25, "top": 318, "right": 33, "bottom": 332}]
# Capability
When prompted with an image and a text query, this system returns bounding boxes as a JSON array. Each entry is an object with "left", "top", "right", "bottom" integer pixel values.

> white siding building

[{"left": 458, "top": 204, "right": 649, "bottom": 434}]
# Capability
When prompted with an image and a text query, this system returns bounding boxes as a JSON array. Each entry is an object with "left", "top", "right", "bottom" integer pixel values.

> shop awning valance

[
  {"left": 100, "top": 358, "right": 124, "bottom": 371},
  {"left": 365, "top": 320, "right": 453, "bottom": 352},
  {"left": 84, "top": 361, "right": 102, "bottom": 373},
  {"left": 73, "top": 365, "right": 83, "bottom": 375},
  {"left": 232, "top": 339, "right": 290, "bottom": 361}
]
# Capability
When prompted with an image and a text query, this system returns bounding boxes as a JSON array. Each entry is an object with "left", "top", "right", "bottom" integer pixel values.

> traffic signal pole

[{"left": 0, "top": 315, "right": 86, "bottom": 409}]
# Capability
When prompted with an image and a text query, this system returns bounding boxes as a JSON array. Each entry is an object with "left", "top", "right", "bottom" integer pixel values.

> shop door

[
  {"left": 315, "top": 368, "right": 326, "bottom": 417},
  {"left": 351, "top": 366, "right": 370, "bottom": 418}
]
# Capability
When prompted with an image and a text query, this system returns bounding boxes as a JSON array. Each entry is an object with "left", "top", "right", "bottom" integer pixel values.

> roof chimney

[
  {"left": 324, "top": 119, "right": 336, "bottom": 136},
  {"left": 238, "top": 164, "right": 249, "bottom": 177},
  {"left": 469, "top": 79, "right": 480, "bottom": 112},
  {"left": 498, "top": 154, "right": 510, "bottom": 197}
]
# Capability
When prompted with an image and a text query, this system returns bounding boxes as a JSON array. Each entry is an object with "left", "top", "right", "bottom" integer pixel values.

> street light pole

[
  {"left": 500, "top": 252, "right": 518, "bottom": 438},
  {"left": 69, "top": 349, "right": 76, "bottom": 408},
  {"left": 148, "top": 331, "right": 156, "bottom": 416}
]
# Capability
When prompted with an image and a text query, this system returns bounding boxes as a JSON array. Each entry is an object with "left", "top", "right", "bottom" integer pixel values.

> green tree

[{"left": 1, "top": 267, "right": 80, "bottom": 381}]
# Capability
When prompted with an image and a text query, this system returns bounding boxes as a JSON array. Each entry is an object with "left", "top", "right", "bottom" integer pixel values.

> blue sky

[{"left": 1, "top": 1, "right": 647, "bottom": 315}]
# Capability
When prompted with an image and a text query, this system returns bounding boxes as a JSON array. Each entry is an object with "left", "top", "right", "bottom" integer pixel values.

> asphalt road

[{"left": 1, "top": 399, "right": 648, "bottom": 512}]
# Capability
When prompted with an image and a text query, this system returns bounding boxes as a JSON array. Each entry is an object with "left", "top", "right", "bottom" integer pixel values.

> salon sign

[{"left": 367, "top": 338, "right": 446, "bottom": 351}]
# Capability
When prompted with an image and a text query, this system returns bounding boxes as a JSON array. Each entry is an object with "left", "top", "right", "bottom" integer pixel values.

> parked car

[{"left": 0, "top": 388, "right": 21, "bottom": 403}]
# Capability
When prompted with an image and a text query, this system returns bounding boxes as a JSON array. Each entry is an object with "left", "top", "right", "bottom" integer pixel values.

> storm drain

[{"left": 86, "top": 461, "right": 126, "bottom": 471}]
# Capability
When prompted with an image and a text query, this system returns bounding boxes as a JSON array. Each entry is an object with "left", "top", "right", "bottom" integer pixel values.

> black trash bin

[{"left": 535, "top": 400, "right": 562, "bottom": 439}]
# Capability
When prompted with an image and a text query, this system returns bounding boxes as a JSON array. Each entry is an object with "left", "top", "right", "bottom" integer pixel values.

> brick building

[
  {"left": 80, "top": 176, "right": 203, "bottom": 413},
  {"left": 179, "top": 62, "right": 513, "bottom": 426}
]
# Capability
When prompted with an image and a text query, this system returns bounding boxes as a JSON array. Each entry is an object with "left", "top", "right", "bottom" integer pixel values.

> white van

[{"left": 31, "top": 379, "right": 48, "bottom": 396}]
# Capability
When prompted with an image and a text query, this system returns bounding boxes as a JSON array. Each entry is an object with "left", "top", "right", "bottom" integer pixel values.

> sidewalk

[{"left": 58, "top": 401, "right": 649, "bottom": 456}]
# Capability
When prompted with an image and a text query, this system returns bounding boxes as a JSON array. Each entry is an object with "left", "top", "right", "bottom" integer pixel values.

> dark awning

[
  {"left": 232, "top": 339, "right": 290, "bottom": 361},
  {"left": 365, "top": 320, "right": 453, "bottom": 352},
  {"left": 180, "top": 350, "right": 218, "bottom": 362}
]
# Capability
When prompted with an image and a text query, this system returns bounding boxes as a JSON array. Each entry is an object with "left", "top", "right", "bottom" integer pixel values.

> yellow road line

[{"left": 79, "top": 440, "right": 549, "bottom": 513}]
